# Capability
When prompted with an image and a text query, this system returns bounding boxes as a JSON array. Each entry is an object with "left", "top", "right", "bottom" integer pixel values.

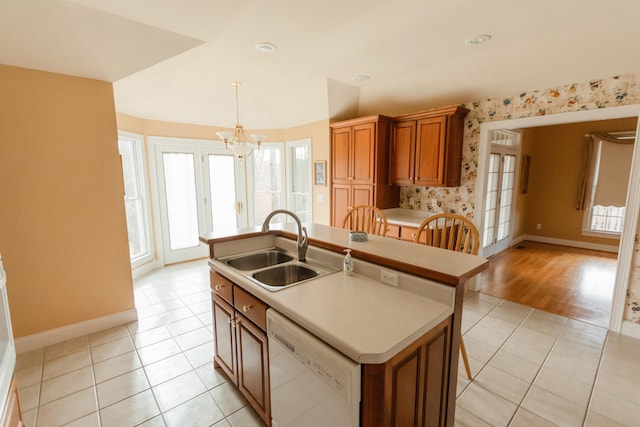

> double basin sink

[{"left": 221, "top": 248, "right": 337, "bottom": 291}]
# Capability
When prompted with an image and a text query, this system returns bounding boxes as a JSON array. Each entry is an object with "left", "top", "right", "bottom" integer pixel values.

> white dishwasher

[{"left": 267, "top": 309, "right": 360, "bottom": 427}]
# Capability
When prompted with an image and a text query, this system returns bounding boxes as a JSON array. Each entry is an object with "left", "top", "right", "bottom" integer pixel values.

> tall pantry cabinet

[{"left": 330, "top": 115, "right": 399, "bottom": 226}]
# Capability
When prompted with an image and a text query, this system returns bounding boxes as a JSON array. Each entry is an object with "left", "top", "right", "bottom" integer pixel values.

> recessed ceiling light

[
  {"left": 353, "top": 75, "right": 370, "bottom": 82},
  {"left": 464, "top": 34, "right": 492, "bottom": 45},
  {"left": 255, "top": 42, "right": 277, "bottom": 53}
]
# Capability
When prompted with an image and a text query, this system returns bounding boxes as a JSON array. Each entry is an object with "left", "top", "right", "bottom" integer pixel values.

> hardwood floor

[{"left": 479, "top": 241, "right": 618, "bottom": 328}]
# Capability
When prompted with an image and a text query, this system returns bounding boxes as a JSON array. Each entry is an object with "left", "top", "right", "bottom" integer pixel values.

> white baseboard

[
  {"left": 519, "top": 235, "right": 619, "bottom": 253},
  {"left": 132, "top": 259, "right": 157, "bottom": 279},
  {"left": 621, "top": 320, "right": 640, "bottom": 339},
  {"left": 15, "top": 309, "right": 138, "bottom": 354}
]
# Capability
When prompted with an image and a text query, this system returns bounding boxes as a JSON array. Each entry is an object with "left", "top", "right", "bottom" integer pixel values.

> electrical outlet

[
  {"left": 536, "top": 223, "right": 542, "bottom": 230},
  {"left": 381, "top": 270, "right": 399, "bottom": 287}
]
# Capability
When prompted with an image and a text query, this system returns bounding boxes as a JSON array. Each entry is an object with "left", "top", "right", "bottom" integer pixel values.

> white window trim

[{"left": 118, "top": 131, "right": 154, "bottom": 268}]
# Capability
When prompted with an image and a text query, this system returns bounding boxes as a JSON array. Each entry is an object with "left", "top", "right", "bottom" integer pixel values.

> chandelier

[{"left": 216, "top": 82, "right": 265, "bottom": 159}]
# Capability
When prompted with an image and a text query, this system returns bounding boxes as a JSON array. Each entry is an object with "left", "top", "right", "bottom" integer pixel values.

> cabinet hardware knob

[
  {"left": 242, "top": 304, "right": 253, "bottom": 312},
  {"left": 214, "top": 284, "right": 224, "bottom": 291}
]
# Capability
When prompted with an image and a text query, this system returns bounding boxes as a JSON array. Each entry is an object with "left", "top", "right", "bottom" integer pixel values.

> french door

[
  {"left": 482, "top": 131, "right": 520, "bottom": 257},
  {"left": 152, "top": 138, "right": 246, "bottom": 264}
]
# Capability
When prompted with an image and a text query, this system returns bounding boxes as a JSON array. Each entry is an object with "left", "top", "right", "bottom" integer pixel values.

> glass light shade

[{"left": 216, "top": 131, "right": 235, "bottom": 141}]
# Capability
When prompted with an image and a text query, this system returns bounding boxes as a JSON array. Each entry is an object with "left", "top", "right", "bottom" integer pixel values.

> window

[
  {"left": 250, "top": 143, "right": 285, "bottom": 225},
  {"left": 248, "top": 139, "right": 312, "bottom": 226},
  {"left": 582, "top": 134, "right": 634, "bottom": 236},
  {"left": 589, "top": 205, "right": 625, "bottom": 233},
  {"left": 118, "top": 132, "right": 153, "bottom": 266},
  {"left": 287, "top": 140, "right": 312, "bottom": 223}
]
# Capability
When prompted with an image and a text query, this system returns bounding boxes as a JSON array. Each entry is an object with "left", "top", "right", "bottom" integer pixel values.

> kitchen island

[{"left": 200, "top": 223, "right": 488, "bottom": 427}]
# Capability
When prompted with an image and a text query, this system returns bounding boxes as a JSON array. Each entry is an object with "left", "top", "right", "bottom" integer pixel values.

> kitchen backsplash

[{"left": 399, "top": 72, "right": 640, "bottom": 324}]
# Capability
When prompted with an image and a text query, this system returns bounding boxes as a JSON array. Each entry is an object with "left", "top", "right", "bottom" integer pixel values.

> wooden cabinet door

[
  {"left": 361, "top": 317, "right": 452, "bottom": 427},
  {"left": 390, "top": 120, "right": 416, "bottom": 185},
  {"left": 212, "top": 295, "right": 236, "bottom": 381},
  {"left": 415, "top": 116, "right": 447, "bottom": 186},
  {"left": 332, "top": 127, "right": 351, "bottom": 183},
  {"left": 236, "top": 313, "right": 271, "bottom": 426},
  {"left": 332, "top": 184, "right": 351, "bottom": 227},
  {"left": 352, "top": 184, "right": 375, "bottom": 207},
  {"left": 386, "top": 319, "right": 449, "bottom": 427},
  {"left": 352, "top": 122, "right": 376, "bottom": 184}
]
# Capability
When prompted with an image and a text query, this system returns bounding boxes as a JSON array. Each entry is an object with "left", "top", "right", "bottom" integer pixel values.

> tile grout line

[
  {"left": 580, "top": 330, "right": 611, "bottom": 426},
  {"left": 504, "top": 314, "right": 568, "bottom": 426}
]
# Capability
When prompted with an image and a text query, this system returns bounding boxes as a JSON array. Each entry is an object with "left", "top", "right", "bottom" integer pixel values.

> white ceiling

[{"left": 2, "top": 0, "right": 640, "bottom": 129}]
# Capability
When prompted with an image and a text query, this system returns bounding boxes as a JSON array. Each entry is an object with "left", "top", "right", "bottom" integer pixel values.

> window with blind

[{"left": 582, "top": 133, "right": 634, "bottom": 236}]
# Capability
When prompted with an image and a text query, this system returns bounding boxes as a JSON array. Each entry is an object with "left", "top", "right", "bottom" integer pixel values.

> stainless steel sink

[
  {"left": 251, "top": 264, "right": 320, "bottom": 287},
  {"left": 224, "top": 250, "right": 293, "bottom": 271},
  {"left": 218, "top": 247, "right": 338, "bottom": 291}
]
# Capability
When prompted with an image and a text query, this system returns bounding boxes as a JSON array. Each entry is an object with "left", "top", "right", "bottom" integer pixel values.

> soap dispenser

[{"left": 343, "top": 249, "right": 354, "bottom": 276}]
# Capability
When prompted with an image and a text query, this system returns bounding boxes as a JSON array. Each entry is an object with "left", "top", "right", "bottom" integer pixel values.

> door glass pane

[
  {"left": 497, "top": 155, "right": 516, "bottom": 241},
  {"left": 290, "top": 145, "right": 311, "bottom": 222},
  {"left": 483, "top": 153, "right": 500, "bottom": 247},
  {"left": 208, "top": 154, "right": 237, "bottom": 233},
  {"left": 162, "top": 153, "right": 199, "bottom": 250},
  {"left": 252, "top": 146, "right": 284, "bottom": 225}
]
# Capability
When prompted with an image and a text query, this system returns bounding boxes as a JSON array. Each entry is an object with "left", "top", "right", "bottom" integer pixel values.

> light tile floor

[
  {"left": 457, "top": 292, "right": 640, "bottom": 426},
  {"left": 14, "top": 260, "right": 640, "bottom": 426}
]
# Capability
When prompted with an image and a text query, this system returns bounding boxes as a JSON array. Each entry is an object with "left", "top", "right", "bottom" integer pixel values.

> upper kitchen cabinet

[
  {"left": 330, "top": 115, "right": 399, "bottom": 227},
  {"left": 391, "top": 105, "right": 469, "bottom": 187}
]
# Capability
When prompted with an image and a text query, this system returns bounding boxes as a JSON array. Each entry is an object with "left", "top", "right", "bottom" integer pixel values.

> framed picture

[{"left": 314, "top": 161, "right": 326, "bottom": 186}]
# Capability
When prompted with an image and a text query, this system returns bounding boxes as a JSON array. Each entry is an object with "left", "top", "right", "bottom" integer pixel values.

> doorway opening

[{"left": 475, "top": 105, "right": 640, "bottom": 332}]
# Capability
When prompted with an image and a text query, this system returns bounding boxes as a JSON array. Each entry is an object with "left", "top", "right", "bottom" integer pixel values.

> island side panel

[{"left": 361, "top": 316, "right": 453, "bottom": 427}]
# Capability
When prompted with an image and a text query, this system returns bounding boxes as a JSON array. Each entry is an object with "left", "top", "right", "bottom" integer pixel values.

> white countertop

[
  {"left": 265, "top": 272, "right": 452, "bottom": 364},
  {"left": 203, "top": 223, "right": 489, "bottom": 364},
  {"left": 382, "top": 207, "right": 439, "bottom": 227}
]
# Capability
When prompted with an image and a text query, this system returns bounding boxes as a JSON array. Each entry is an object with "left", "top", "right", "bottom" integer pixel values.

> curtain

[{"left": 576, "top": 132, "right": 634, "bottom": 210}]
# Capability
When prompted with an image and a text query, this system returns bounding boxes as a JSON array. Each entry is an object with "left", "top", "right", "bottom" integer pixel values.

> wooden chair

[
  {"left": 414, "top": 213, "right": 479, "bottom": 380},
  {"left": 342, "top": 205, "right": 388, "bottom": 236},
  {"left": 414, "top": 213, "right": 480, "bottom": 255}
]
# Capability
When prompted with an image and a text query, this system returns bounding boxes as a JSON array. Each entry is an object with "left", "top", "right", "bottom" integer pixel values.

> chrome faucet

[{"left": 261, "top": 209, "right": 308, "bottom": 261}]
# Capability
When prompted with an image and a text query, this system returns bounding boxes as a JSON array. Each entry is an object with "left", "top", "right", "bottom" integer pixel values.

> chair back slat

[
  {"left": 342, "top": 205, "right": 388, "bottom": 236},
  {"left": 413, "top": 213, "right": 479, "bottom": 255}
]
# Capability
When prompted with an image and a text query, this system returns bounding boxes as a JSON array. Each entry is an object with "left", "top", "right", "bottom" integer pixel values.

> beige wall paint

[
  {"left": 512, "top": 133, "right": 532, "bottom": 239},
  {"left": 117, "top": 114, "right": 332, "bottom": 227},
  {"left": 517, "top": 118, "right": 637, "bottom": 246},
  {"left": 0, "top": 65, "right": 134, "bottom": 338}
]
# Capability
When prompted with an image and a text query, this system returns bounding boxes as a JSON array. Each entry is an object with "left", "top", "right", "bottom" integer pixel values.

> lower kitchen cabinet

[
  {"left": 1, "top": 376, "right": 24, "bottom": 427},
  {"left": 361, "top": 317, "right": 452, "bottom": 427},
  {"left": 212, "top": 295, "right": 236, "bottom": 379},
  {"left": 386, "top": 223, "right": 426, "bottom": 244},
  {"left": 211, "top": 269, "right": 455, "bottom": 427},
  {"left": 211, "top": 272, "right": 270, "bottom": 426}
]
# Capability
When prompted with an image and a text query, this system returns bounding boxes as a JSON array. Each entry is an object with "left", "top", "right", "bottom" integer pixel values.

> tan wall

[
  {"left": 0, "top": 66, "right": 134, "bottom": 338},
  {"left": 512, "top": 133, "right": 533, "bottom": 239},
  {"left": 518, "top": 117, "right": 637, "bottom": 246},
  {"left": 117, "top": 114, "right": 332, "bottom": 226}
]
